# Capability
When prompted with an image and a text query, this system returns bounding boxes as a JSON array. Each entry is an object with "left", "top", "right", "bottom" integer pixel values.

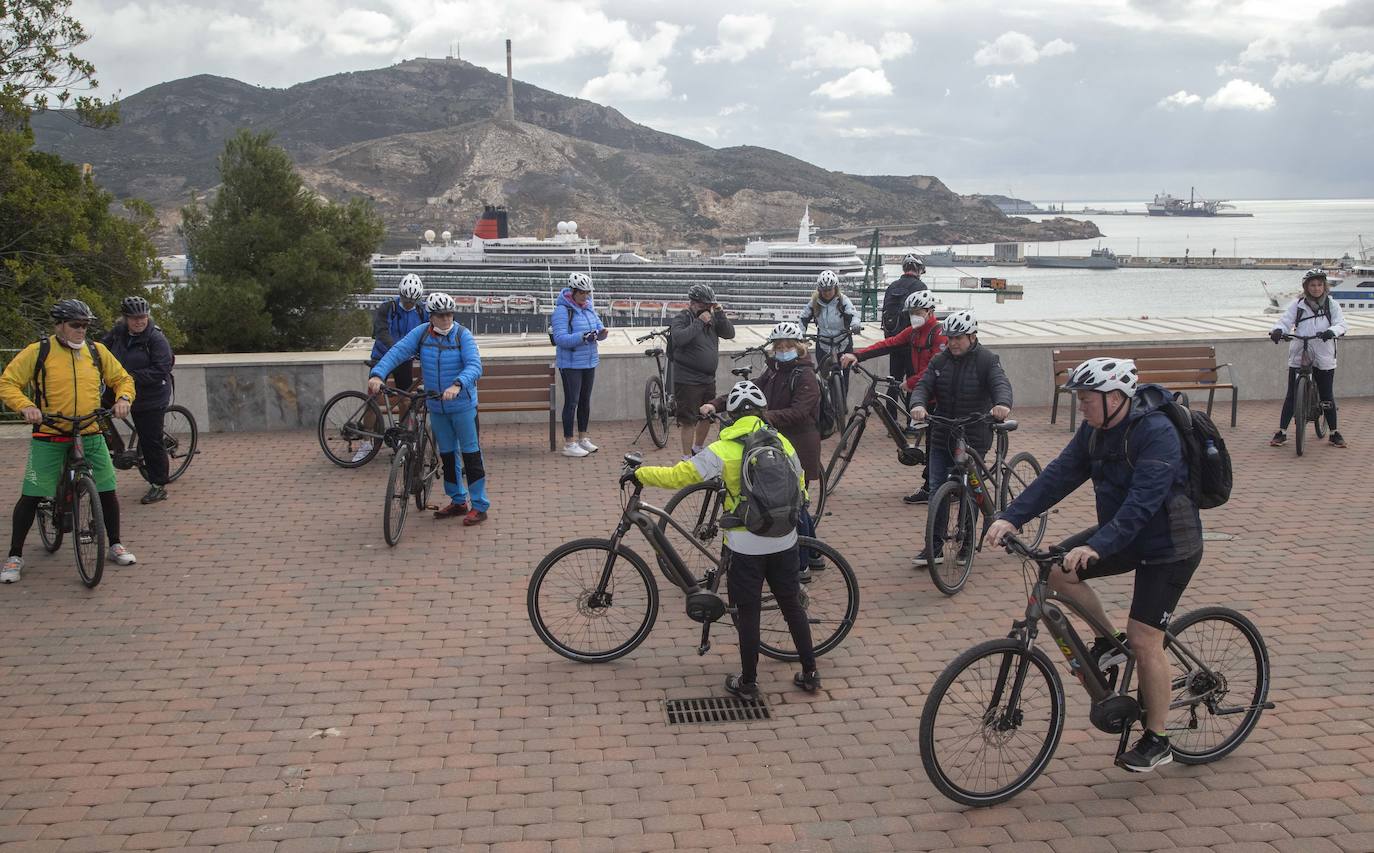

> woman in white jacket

[{"left": 1268, "top": 269, "right": 1348, "bottom": 448}]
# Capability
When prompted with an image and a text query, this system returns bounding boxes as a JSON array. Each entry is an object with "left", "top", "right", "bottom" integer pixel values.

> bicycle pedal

[{"left": 697, "top": 642, "right": 711, "bottom": 656}]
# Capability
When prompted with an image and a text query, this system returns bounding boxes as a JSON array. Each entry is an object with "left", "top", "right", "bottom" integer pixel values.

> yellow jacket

[{"left": 0, "top": 336, "right": 136, "bottom": 436}]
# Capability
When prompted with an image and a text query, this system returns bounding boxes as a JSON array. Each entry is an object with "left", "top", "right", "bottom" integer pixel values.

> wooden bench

[
  {"left": 478, "top": 361, "right": 557, "bottom": 451},
  {"left": 1051, "top": 346, "right": 1239, "bottom": 430}
]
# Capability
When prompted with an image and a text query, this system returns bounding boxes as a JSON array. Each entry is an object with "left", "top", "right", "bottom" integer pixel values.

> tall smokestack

[{"left": 504, "top": 39, "right": 516, "bottom": 121}]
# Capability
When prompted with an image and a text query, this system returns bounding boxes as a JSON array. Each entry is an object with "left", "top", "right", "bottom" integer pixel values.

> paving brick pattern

[{"left": 1, "top": 399, "right": 1371, "bottom": 852}]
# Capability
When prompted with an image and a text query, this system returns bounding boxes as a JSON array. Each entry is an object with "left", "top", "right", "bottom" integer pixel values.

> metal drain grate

[{"left": 664, "top": 695, "right": 771, "bottom": 725}]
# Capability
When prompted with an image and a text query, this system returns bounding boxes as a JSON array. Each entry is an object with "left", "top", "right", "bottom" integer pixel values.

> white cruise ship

[{"left": 365, "top": 206, "right": 866, "bottom": 328}]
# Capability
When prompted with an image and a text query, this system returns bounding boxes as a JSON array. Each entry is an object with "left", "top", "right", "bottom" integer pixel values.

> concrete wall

[{"left": 170, "top": 329, "right": 1374, "bottom": 433}]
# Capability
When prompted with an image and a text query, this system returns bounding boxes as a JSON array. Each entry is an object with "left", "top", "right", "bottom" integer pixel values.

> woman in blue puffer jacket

[{"left": 551, "top": 272, "right": 609, "bottom": 457}]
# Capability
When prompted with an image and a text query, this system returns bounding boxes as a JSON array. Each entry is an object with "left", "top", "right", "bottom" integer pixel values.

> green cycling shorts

[{"left": 20, "top": 435, "right": 117, "bottom": 497}]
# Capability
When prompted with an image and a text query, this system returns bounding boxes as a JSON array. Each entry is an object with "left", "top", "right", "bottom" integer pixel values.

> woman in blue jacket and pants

[
  {"left": 369, "top": 293, "right": 489, "bottom": 525},
  {"left": 551, "top": 272, "right": 609, "bottom": 457}
]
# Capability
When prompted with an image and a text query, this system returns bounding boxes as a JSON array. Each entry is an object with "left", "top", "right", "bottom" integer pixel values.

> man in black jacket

[
  {"left": 880, "top": 254, "right": 928, "bottom": 382},
  {"left": 102, "top": 296, "right": 176, "bottom": 504},
  {"left": 908, "top": 309, "right": 1013, "bottom": 566},
  {"left": 668, "top": 284, "right": 735, "bottom": 459}
]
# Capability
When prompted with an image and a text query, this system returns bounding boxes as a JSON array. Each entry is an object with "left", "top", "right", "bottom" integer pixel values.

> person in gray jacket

[{"left": 668, "top": 284, "right": 736, "bottom": 459}]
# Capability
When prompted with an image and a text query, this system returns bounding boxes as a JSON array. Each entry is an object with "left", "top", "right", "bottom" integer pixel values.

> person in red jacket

[{"left": 842, "top": 290, "right": 946, "bottom": 503}]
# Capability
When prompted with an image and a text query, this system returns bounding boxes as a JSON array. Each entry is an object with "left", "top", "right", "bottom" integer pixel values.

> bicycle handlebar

[
  {"left": 849, "top": 362, "right": 898, "bottom": 385},
  {"left": 381, "top": 386, "right": 442, "bottom": 400},
  {"left": 731, "top": 345, "right": 767, "bottom": 361},
  {"left": 635, "top": 329, "right": 668, "bottom": 343},
  {"left": 41, "top": 409, "right": 111, "bottom": 431}
]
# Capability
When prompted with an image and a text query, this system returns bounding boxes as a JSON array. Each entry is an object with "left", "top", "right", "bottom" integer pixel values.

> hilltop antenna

[{"left": 503, "top": 39, "right": 516, "bottom": 121}]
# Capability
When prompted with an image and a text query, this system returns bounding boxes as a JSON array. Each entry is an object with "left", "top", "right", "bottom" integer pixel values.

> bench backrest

[
  {"left": 479, "top": 361, "right": 555, "bottom": 408},
  {"left": 1052, "top": 346, "right": 1223, "bottom": 386}
]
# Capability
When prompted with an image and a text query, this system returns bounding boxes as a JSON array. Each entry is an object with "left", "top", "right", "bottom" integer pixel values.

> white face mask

[
  {"left": 431, "top": 318, "right": 455, "bottom": 333},
  {"left": 63, "top": 337, "right": 85, "bottom": 350}
]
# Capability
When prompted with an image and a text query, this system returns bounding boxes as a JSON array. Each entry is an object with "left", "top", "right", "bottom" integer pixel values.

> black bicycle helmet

[
  {"left": 687, "top": 284, "right": 716, "bottom": 303},
  {"left": 50, "top": 298, "right": 96, "bottom": 323},
  {"left": 121, "top": 295, "right": 151, "bottom": 316}
]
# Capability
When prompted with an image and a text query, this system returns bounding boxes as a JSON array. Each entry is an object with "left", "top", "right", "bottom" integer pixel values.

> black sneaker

[
  {"left": 902, "top": 488, "right": 930, "bottom": 505},
  {"left": 1330, "top": 431, "right": 1347, "bottom": 448},
  {"left": 724, "top": 674, "right": 760, "bottom": 700},
  {"left": 1117, "top": 730, "right": 1172, "bottom": 772},
  {"left": 793, "top": 670, "right": 821, "bottom": 693},
  {"left": 1090, "top": 632, "right": 1129, "bottom": 671},
  {"left": 912, "top": 547, "right": 941, "bottom": 568},
  {"left": 1269, "top": 431, "right": 1287, "bottom": 447},
  {"left": 140, "top": 485, "right": 168, "bottom": 505}
]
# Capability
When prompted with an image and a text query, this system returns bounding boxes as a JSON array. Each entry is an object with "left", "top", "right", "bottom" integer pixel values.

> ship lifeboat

[
  {"left": 666, "top": 301, "right": 689, "bottom": 313},
  {"left": 478, "top": 296, "right": 506, "bottom": 312},
  {"left": 453, "top": 295, "right": 478, "bottom": 310},
  {"left": 506, "top": 295, "right": 537, "bottom": 313}
]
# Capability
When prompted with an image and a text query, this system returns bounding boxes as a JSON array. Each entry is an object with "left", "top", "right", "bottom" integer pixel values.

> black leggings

[
  {"left": 727, "top": 546, "right": 817, "bottom": 683},
  {"left": 559, "top": 367, "right": 596, "bottom": 439},
  {"left": 1278, "top": 367, "right": 1337, "bottom": 431},
  {"left": 10, "top": 491, "right": 121, "bottom": 558}
]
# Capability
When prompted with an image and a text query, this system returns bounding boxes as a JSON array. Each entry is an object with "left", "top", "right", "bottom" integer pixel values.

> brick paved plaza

[{"left": 2, "top": 400, "right": 1371, "bottom": 853}]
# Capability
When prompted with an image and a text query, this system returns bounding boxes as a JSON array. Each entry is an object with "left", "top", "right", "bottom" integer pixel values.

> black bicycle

[
  {"left": 527, "top": 452, "right": 858, "bottom": 664},
  {"left": 917, "top": 413, "right": 1046, "bottom": 595},
  {"left": 1279, "top": 334, "right": 1331, "bottom": 457},
  {"left": 35, "top": 411, "right": 111, "bottom": 588},
  {"left": 638, "top": 329, "right": 674, "bottom": 449},
  {"left": 808, "top": 330, "right": 855, "bottom": 439},
  {"left": 920, "top": 534, "right": 1273, "bottom": 806},
  {"left": 381, "top": 387, "right": 442, "bottom": 546},
  {"left": 318, "top": 359, "right": 420, "bottom": 467},
  {"left": 102, "top": 404, "right": 199, "bottom": 484},
  {"left": 823, "top": 363, "right": 927, "bottom": 500}
]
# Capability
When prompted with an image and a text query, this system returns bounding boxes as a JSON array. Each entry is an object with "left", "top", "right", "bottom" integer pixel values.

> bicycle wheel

[
  {"left": 1293, "top": 375, "right": 1309, "bottom": 456},
  {"left": 160, "top": 405, "right": 199, "bottom": 483},
  {"left": 412, "top": 429, "right": 439, "bottom": 511},
  {"left": 1164, "top": 606, "right": 1271, "bottom": 765},
  {"left": 809, "top": 466, "right": 828, "bottom": 532},
  {"left": 755, "top": 536, "right": 858, "bottom": 661},
  {"left": 926, "top": 481, "right": 977, "bottom": 595},
  {"left": 644, "top": 376, "right": 670, "bottom": 449},
  {"left": 528, "top": 538, "right": 660, "bottom": 663},
  {"left": 383, "top": 445, "right": 411, "bottom": 546},
  {"left": 817, "top": 373, "right": 844, "bottom": 439},
  {"left": 37, "top": 497, "right": 63, "bottom": 553},
  {"left": 319, "top": 390, "right": 385, "bottom": 467},
  {"left": 920, "top": 639, "right": 1065, "bottom": 807},
  {"left": 998, "top": 452, "right": 1046, "bottom": 548},
  {"left": 71, "top": 475, "right": 105, "bottom": 588},
  {"left": 661, "top": 481, "right": 726, "bottom": 584},
  {"left": 823, "top": 414, "right": 866, "bottom": 498},
  {"left": 1308, "top": 380, "right": 1327, "bottom": 439}
]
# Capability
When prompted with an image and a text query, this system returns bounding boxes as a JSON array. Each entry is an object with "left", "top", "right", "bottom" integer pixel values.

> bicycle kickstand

[{"left": 697, "top": 623, "right": 712, "bottom": 656}]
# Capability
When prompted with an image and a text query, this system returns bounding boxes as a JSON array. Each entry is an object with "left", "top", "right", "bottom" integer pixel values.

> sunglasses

[{"left": 65, "top": 322, "right": 90, "bottom": 330}]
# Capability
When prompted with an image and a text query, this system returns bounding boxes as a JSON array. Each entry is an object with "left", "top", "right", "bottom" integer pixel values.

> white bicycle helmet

[
  {"left": 904, "top": 290, "right": 937, "bottom": 312},
  {"left": 568, "top": 272, "right": 594, "bottom": 292},
  {"left": 426, "top": 292, "right": 457, "bottom": 313},
  {"left": 768, "top": 321, "right": 804, "bottom": 342},
  {"left": 1302, "top": 268, "right": 1328, "bottom": 285},
  {"left": 942, "top": 309, "right": 978, "bottom": 336},
  {"left": 726, "top": 380, "right": 768, "bottom": 413},
  {"left": 816, "top": 270, "right": 840, "bottom": 289},
  {"left": 398, "top": 274, "right": 424, "bottom": 301},
  {"left": 901, "top": 253, "right": 925, "bottom": 271},
  {"left": 1063, "top": 357, "right": 1138, "bottom": 397},
  {"left": 687, "top": 283, "right": 716, "bottom": 303}
]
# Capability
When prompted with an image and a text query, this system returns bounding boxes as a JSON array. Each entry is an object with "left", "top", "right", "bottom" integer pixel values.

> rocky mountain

[{"left": 31, "top": 57, "right": 1099, "bottom": 251}]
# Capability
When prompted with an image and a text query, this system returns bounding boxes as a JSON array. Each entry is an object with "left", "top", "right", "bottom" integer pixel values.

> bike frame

[
  {"left": 41, "top": 412, "right": 101, "bottom": 521},
  {"left": 846, "top": 363, "right": 912, "bottom": 449},
  {"left": 928, "top": 414, "right": 1013, "bottom": 515}
]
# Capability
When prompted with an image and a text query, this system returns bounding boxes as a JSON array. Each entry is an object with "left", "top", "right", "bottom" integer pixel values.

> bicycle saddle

[
  {"left": 991, "top": 420, "right": 1019, "bottom": 432},
  {"left": 730, "top": 367, "right": 752, "bottom": 378},
  {"left": 644, "top": 347, "right": 664, "bottom": 357}
]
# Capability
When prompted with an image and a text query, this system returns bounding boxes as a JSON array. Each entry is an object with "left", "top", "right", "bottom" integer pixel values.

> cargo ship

[{"left": 1025, "top": 248, "right": 1120, "bottom": 269}]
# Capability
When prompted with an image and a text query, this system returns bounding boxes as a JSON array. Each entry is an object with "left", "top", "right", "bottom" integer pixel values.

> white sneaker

[
  {"left": 1, "top": 556, "right": 21, "bottom": 584},
  {"left": 351, "top": 441, "right": 374, "bottom": 463},
  {"left": 108, "top": 544, "right": 137, "bottom": 566},
  {"left": 562, "top": 442, "right": 590, "bottom": 458},
  {"left": 578, "top": 438, "right": 599, "bottom": 453}
]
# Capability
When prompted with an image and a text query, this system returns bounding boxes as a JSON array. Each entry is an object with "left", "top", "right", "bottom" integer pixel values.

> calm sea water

[{"left": 891, "top": 198, "right": 1373, "bottom": 320}]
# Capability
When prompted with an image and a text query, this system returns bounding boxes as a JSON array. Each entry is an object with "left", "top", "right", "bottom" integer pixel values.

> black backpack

[
  {"left": 30, "top": 335, "right": 104, "bottom": 408},
  {"left": 1092, "top": 383, "right": 1233, "bottom": 509},
  {"left": 547, "top": 304, "right": 575, "bottom": 346},
  {"left": 728, "top": 425, "right": 803, "bottom": 536}
]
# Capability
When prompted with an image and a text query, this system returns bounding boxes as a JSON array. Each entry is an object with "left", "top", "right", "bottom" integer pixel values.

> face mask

[
  {"left": 909, "top": 312, "right": 923, "bottom": 325},
  {"left": 63, "top": 337, "right": 85, "bottom": 349},
  {"left": 774, "top": 350, "right": 798, "bottom": 363}
]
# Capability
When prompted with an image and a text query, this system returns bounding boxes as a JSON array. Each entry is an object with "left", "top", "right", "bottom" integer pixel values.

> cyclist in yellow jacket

[
  {"left": 633, "top": 380, "right": 820, "bottom": 697},
  {"left": 0, "top": 300, "right": 139, "bottom": 583}
]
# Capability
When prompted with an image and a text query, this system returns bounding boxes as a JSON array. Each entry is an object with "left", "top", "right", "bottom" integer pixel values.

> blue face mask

[{"left": 774, "top": 349, "right": 799, "bottom": 363}]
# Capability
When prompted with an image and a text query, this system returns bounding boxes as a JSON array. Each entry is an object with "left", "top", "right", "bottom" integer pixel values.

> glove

[
  {"left": 1269, "top": 329, "right": 1283, "bottom": 344},
  {"left": 1319, "top": 329, "right": 1336, "bottom": 341},
  {"left": 618, "top": 469, "right": 640, "bottom": 487},
  {"left": 582, "top": 330, "right": 598, "bottom": 343}
]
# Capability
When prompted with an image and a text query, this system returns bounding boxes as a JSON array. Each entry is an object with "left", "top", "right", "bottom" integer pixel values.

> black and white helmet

[
  {"left": 120, "top": 295, "right": 151, "bottom": 316},
  {"left": 398, "top": 274, "right": 424, "bottom": 302},
  {"left": 768, "top": 321, "right": 804, "bottom": 342},
  {"left": 1063, "top": 357, "right": 1138, "bottom": 397},
  {"left": 901, "top": 253, "right": 925, "bottom": 272},
  {"left": 687, "top": 284, "right": 715, "bottom": 303},
  {"left": 726, "top": 380, "right": 768, "bottom": 413},
  {"left": 568, "top": 272, "right": 594, "bottom": 292},
  {"left": 50, "top": 298, "right": 96, "bottom": 323},
  {"left": 942, "top": 309, "right": 978, "bottom": 336},
  {"left": 904, "top": 290, "right": 937, "bottom": 312},
  {"left": 816, "top": 270, "right": 840, "bottom": 290},
  {"left": 1302, "top": 268, "right": 1328, "bottom": 285},
  {"left": 426, "top": 292, "right": 457, "bottom": 313}
]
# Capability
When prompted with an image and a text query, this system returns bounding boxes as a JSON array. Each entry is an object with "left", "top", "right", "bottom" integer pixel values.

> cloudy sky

[{"left": 71, "top": 0, "right": 1374, "bottom": 199}]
